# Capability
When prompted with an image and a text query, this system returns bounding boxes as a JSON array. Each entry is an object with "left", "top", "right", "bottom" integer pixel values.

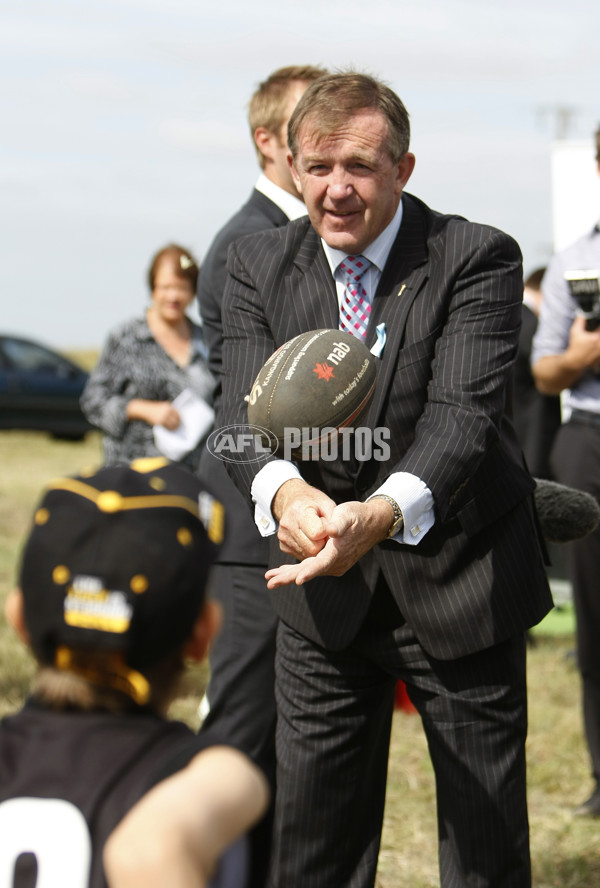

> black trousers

[
  {"left": 268, "top": 581, "right": 530, "bottom": 888},
  {"left": 551, "top": 419, "right": 600, "bottom": 787},
  {"left": 202, "top": 563, "right": 278, "bottom": 888}
]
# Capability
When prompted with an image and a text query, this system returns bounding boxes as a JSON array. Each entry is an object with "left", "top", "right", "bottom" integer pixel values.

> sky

[{"left": 2, "top": 0, "right": 599, "bottom": 351}]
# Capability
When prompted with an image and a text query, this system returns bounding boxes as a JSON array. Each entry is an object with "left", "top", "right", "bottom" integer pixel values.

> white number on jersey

[{"left": 0, "top": 797, "right": 91, "bottom": 887}]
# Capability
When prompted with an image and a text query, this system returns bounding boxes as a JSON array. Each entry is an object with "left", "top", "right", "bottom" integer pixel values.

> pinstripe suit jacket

[{"left": 221, "top": 193, "right": 553, "bottom": 659}]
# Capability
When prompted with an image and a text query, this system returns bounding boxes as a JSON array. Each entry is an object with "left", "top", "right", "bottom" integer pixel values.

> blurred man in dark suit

[{"left": 197, "top": 64, "right": 327, "bottom": 888}]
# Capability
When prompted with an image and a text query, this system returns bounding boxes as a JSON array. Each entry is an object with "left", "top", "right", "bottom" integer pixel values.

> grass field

[{"left": 1, "top": 429, "right": 599, "bottom": 886}]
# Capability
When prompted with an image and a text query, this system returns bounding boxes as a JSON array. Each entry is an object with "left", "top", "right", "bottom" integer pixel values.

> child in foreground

[{"left": 0, "top": 457, "right": 269, "bottom": 888}]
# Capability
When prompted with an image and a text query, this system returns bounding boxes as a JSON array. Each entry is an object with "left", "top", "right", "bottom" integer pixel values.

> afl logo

[{"left": 206, "top": 424, "right": 278, "bottom": 463}]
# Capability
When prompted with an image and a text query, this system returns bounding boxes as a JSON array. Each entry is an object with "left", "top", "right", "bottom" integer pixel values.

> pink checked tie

[{"left": 339, "top": 255, "right": 372, "bottom": 341}]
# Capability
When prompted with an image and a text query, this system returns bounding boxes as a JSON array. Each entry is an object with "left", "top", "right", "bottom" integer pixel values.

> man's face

[
  {"left": 258, "top": 80, "right": 310, "bottom": 197},
  {"left": 290, "top": 108, "right": 415, "bottom": 254}
]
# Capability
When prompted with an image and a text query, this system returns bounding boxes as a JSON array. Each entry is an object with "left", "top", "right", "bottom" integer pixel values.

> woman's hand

[{"left": 126, "top": 399, "right": 181, "bottom": 430}]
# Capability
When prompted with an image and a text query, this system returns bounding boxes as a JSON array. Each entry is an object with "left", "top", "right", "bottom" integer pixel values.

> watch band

[{"left": 369, "top": 494, "right": 403, "bottom": 538}]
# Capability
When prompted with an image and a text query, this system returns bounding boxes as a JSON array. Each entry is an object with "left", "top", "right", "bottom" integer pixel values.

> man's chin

[
  {"left": 314, "top": 213, "right": 366, "bottom": 252},
  {"left": 319, "top": 227, "right": 366, "bottom": 254}
]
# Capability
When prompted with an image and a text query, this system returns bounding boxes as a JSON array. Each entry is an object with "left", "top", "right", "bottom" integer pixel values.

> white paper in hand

[{"left": 153, "top": 388, "right": 214, "bottom": 461}]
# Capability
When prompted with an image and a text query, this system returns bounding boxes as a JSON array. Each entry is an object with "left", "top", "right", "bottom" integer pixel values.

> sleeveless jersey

[{"left": 0, "top": 699, "right": 224, "bottom": 887}]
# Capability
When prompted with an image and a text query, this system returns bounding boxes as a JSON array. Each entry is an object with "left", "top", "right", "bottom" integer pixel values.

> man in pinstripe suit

[{"left": 220, "top": 72, "right": 553, "bottom": 888}]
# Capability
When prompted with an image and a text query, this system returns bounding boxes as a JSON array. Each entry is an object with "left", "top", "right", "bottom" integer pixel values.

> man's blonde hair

[{"left": 248, "top": 65, "right": 328, "bottom": 168}]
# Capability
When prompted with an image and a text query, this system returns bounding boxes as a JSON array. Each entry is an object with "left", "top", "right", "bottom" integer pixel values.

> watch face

[{"left": 389, "top": 518, "right": 403, "bottom": 538}]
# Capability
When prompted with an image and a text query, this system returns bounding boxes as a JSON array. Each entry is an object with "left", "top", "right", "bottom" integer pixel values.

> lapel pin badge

[{"left": 397, "top": 284, "right": 407, "bottom": 298}]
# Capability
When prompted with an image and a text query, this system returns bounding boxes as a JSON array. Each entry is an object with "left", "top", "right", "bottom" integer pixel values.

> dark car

[{"left": 0, "top": 334, "right": 93, "bottom": 439}]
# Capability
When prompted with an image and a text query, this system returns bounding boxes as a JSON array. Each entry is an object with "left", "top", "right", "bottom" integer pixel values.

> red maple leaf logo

[{"left": 313, "top": 362, "right": 335, "bottom": 381}]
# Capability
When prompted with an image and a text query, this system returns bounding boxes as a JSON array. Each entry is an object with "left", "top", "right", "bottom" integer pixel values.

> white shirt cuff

[
  {"left": 367, "top": 472, "right": 435, "bottom": 545},
  {"left": 251, "top": 460, "right": 303, "bottom": 537}
]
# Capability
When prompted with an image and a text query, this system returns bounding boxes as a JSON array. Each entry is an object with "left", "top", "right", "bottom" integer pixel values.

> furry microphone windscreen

[{"left": 533, "top": 479, "right": 600, "bottom": 543}]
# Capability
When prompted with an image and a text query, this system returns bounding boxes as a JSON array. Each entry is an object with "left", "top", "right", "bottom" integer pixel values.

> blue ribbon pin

[{"left": 370, "top": 322, "right": 386, "bottom": 358}]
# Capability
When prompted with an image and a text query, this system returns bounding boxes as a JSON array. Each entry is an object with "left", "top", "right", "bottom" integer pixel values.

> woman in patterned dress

[{"left": 81, "top": 244, "right": 214, "bottom": 473}]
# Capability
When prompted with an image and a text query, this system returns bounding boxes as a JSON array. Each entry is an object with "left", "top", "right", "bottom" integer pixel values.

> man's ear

[
  {"left": 394, "top": 152, "right": 416, "bottom": 195},
  {"left": 254, "top": 126, "right": 276, "bottom": 164},
  {"left": 5, "top": 588, "right": 30, "bottom": 645},
  {"left": 184, "top": 600, "right": 223, "bottom": 663}
]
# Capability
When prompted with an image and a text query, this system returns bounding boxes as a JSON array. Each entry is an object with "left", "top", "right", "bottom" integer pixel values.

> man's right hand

[
  {"left": 266, "top": 495, "right": 395, "bottom": 588},
  {"left": 272, "top": 478, "right": 336, "bottom": 561},
  {"left": 567, "top": 315, "right": 600, "bottom": 371}
]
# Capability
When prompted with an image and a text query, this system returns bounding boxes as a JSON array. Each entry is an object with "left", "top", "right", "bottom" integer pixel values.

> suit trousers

[
  {"left": 202, "top": 563, "right": 278, "bottom": 888},
  {"left": 551, "top": 419, "right": 600, "bottom": 788},
  {"left": 203, "top": 563, "right": 277, "bottom": 762},
  {"left": 268, "top": 579, "right": 530, "bottom": 888}
]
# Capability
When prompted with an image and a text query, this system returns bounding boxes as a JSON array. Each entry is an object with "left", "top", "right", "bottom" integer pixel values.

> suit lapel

[
  {"left": 291, "top": 228, "right": 339, "bottom": 332},
  {"left": 363, "top": 195, "right": 430, "bottom": 428},
  {"left": 248, "top": 188, "right": 289, "bottom": 228}
]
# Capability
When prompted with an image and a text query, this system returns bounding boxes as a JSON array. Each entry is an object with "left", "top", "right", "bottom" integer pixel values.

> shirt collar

[
  {"left": 321, "top": 199, "right": 404, "bottom": 275},
  {"left": 255, "top": 173, "right": 307, "bottom": 221}
]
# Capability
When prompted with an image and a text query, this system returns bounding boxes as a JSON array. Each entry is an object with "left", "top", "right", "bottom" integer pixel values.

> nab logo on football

[
  {"left": 207, "top": 424, "right": 276, "bottom": 463},
  {"left": 313, "top": 362, "right": 335, "bottom": 380},
  {"left": 247, "top": 329, "right": 377, "bottom": 460}
]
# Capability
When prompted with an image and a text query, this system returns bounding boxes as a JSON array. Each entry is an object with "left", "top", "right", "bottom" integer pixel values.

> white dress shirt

[
  {"left": 255, "top": 173, "right": 307, "bottom": 221},
  {"left": 251, "top": 199, "right": 435, "bottom": 545}
]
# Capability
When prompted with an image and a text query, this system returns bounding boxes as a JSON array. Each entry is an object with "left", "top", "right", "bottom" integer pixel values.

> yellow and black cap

[{"left": 19, "top": 458, "right": 225, "bottom": 693}]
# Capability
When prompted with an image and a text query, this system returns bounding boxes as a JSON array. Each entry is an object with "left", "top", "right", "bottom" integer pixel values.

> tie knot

[{"left": 339, "top": 255, "right": 371, "bottom": 284}]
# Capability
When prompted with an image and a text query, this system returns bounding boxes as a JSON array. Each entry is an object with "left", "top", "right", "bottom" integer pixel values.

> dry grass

[
  {"left": 1, "top": 430, "right": 600, "bottom": 884},
  {"left": 377, "top": 635, "right": 600, "bottom": 888},
  {"left": 64, "top": 348, "right": 99, "bottom": 371}
]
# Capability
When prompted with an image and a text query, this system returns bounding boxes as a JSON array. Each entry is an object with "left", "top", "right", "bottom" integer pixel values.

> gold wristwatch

[{"left": 370, "top": 494, "right": 404, "bottom": 538}]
